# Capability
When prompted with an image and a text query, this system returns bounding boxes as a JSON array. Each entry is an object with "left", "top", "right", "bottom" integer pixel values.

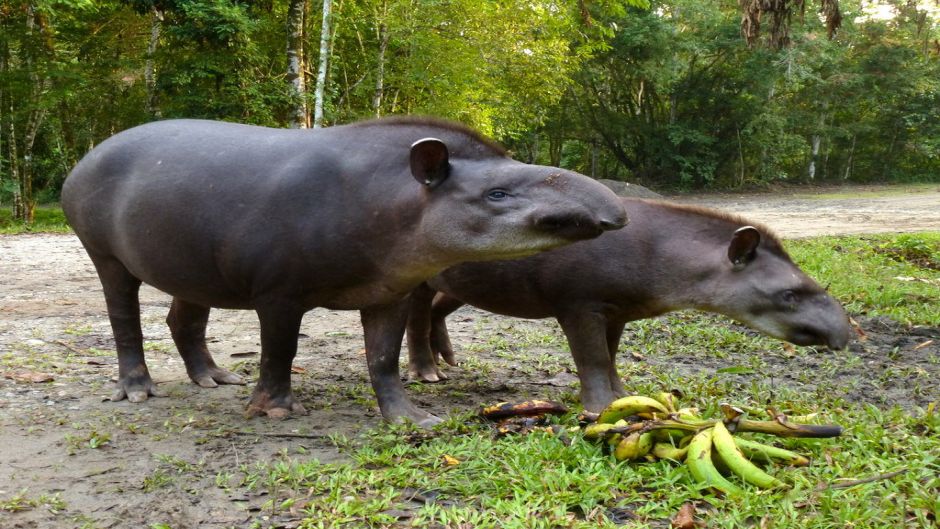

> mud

[{"left": 1, "top": 186, "right": 938, "bottom": 528}]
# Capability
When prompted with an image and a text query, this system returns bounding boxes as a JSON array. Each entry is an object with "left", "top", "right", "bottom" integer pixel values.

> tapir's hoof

[
  {"left": 437, "top": 349, "right": 458, "bottom": 367},
  {"left": 192, "top": 367, "right": 245, "bottom": 388},
  {"left": 111, "top": 379, "right": 165, "bottom": 403},
  {"left": 246, "top": 392, "right": 307, "bottom": 419},
  {"left": 386, "top": 406, "right": 444, "bottom": 429},
  {"left": 407, "top": 364, "right": 449, "bottom": 383}
]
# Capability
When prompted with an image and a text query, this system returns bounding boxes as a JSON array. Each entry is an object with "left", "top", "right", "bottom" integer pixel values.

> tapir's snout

[{"left": 534, "top": 208, "right": 626, "bottom": 241}]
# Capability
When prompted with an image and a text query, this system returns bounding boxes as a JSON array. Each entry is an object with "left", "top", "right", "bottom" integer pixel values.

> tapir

[
  {"left": 406, "top": 198, "right": 852, "bottom": 412},
  {"left": 61, "top": 117, "right": 627, "bottom": 426}
]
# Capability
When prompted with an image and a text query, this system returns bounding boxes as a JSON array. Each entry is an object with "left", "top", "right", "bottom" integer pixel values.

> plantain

[
  {"left": 597, "top": 396, "right": 669, "bottom": 424},
  {"left": 583, "top": 422, "right": 619, "bottom": 440},
  {"left": 734, "top": 437, "right": 810, "bottom": 467},
  {"left": 479, "top": 399, "right": 568, "bottom": 420},
  {"left": 685, "top": 428, "right": 743, "bottom": 496},
  {"left": 711, "top": 421, "right": 785, "bottom": 489},
  {"left": 652, "top": 441, "right": 689, "bottom": 461},
  {"left": 654, "top": 391, "right": 679, "bottom": 413},
  {"left": 614, "top": 431, "right": 654, "bottom": 461}
]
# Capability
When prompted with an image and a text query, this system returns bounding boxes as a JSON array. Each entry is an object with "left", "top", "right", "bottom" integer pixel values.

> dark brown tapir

[
  {"left": 61, "top": 117, "right": 627, "bottom": 426},
  {"left": 406, "top": 198, "right": 852, "bottom": 412}
]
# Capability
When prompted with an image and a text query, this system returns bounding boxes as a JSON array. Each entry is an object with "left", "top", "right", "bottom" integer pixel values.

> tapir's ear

[
  {"left": 728, "top": 226, "right": 760, "bottom": 268},
  {"left": 410, "top": 137, "right": 450, "bottom": 187}
]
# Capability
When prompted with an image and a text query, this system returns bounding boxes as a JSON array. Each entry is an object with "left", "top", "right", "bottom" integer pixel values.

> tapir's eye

[
  {"left": 486, "top": 189, "right": 509, "bottom": 201},
  {"left": 781, "top": 290, "right": 799, "bottom": 305}
]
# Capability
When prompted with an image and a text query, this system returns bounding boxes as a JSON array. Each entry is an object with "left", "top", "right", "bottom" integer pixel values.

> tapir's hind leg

[
  {"left": 167, "top": 298, "right": 244, "bottom": 388},
  {"left": 605, "top": 321, "right": 628, "bottom": 398},
  {"left": 406, "top": 283, "right": 448, "bottom": 382},
  {"left": 89, "top": 254, "right": 163, "bottom": 402}
]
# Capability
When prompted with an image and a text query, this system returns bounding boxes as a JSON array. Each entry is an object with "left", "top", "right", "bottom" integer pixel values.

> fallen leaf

[
  {"left": 290, "top": 366, "right": 306, "bottom": 374},
  {"left": 442, "top": 455, "right": 460, "bottom": 466},
  {"left": 629, "top": 351, "right": 645, "bottom": 361},
  {"left": 671, "top": 503, "right": 700, "bottom": 529},
  {"left": 912, "top": 340, "right": 934, "bottom": 351},
  {"left": 849, "top": 317, "right": 867, "bottom": 341},
  {"left": 230, "top": 351, "right": 258, "bottom": 358},
  {"left": 782, "top": 342, "right": 796, "bottom": 355},
  {"left": 5, "top": 371, "right": 54, "bottom": 383}
]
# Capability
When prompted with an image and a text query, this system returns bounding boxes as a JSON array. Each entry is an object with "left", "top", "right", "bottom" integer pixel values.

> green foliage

[{"left": 1, "top": 0, "right": 939, "bottom": 220}]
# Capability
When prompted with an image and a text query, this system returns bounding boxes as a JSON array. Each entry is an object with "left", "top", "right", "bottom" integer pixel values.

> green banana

[
  {"left": 652, "top": 441, "right": 688, "bottom": 461},
  {"left": 583, "top": 422, "right": 619, "bottom": 439},
  {"left": 597, "top": 396, "right": 669, "bottom": 424},
  {"left": 654, "top": 392, "right": 679, "bottom": 413},
  {"left": 734, "top": 437, "right": 811, "bottom": 467},
  {"left": 711, "top": 421, "right": 785, "bottom": 489},
  {"left": 614, "top": 431, "right": 654, "bottom": 461},
  {"left": 685, "top": 428, "right": 743, "bottom": 496}
]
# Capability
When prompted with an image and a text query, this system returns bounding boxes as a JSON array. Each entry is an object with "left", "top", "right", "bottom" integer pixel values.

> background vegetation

[{"left": 1, "top": 0, "right": 938, "bottom": 222}]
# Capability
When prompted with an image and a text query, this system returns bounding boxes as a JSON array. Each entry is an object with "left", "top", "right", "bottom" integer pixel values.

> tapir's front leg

[
  {"left": 558, "top": 309, "right": 620, "bottom": 413},
  {"left": 247, "top": 304, "right": 308, "bottom": 419},
  {"left": 363, "top": 299, "right": 443, "bottom": 428}
]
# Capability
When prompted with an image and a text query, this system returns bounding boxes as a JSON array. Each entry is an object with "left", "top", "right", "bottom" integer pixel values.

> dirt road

[{"left": 1, "top": 185, "right": 938, "bottom": 528}]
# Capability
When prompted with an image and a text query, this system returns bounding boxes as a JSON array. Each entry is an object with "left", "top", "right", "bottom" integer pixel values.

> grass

[
  {"left": 206, "top": 231, "right": 939, "bottom": 529},
  {"left": 786, "top": 232, "right": 940, "bottom": 326},
  {"left": 0, "top": 205, "right": 70, "bottom": 233}
]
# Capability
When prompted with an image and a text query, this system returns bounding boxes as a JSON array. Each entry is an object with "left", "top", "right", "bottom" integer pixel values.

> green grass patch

[
  {"left": 0, "top": 205, "right": 70, "bottom": 234},
  {"left": 231, "top": 389, "right": 937, "bottom": 528},
  {"left": 786, "top": 232, "right": 940, "bottom": 326}
]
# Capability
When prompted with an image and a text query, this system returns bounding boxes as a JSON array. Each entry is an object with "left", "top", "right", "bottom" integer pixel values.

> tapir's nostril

[{"left": 599, "top": 214, "right": 628, "bottom": 231}]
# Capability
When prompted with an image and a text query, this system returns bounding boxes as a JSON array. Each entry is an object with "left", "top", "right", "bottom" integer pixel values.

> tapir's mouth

[
  {"left": 788, "top": 325, "right": 849, "bottom": 350},
  {"left": 533, "top": 213, "right": 624, "bottom": 241}
]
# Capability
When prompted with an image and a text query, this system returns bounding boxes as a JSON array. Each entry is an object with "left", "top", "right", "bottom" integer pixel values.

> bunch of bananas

[{"left": 583, "top": 393, "right": 840, "bottom": 495}]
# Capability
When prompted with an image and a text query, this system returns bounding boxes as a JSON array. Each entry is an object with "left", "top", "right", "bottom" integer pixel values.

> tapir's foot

[
  {"left": 188, "top": 366, "right": 245, "bottom": 388},
  {"left": 246, "top": 389, "right": 308, "bottom": 419},
  {"left": 407, "top": 361, "right": 449, "bottom": 383},
  {"left": 382, "top": 401, "right": 443, "bottom": 428},
  {"left": 436, "top": 348, "right": 458, "bottom": 367},
  {"left": 111, "top": 374, "right": 165, "bottom": 403},
  {"left": 580, "top": 388, "right": 619, "bottom": 415}
]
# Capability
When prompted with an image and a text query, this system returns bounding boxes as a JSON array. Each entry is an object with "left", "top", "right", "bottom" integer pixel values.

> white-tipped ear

[
  {"left": 410, "top": 138, "right": 449, "bottom": 187},
  {"left": 728, "top": 226, "right": 760, "bottom": 267}
]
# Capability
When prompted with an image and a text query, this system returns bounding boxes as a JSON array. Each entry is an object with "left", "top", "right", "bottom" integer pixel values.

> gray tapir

[
  {"left": 61, "top": 117, "right": 627, "bottom": 426},
  {"left": 406, "top": 198, "right": 852, "bottom": 412}
]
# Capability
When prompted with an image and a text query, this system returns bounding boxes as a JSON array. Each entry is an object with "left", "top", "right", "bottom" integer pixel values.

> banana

[
  {"left": 652, "top": 441, "right": 688, "bottom": 461},
  {"left": 614, "top": 431, "right": 654, "bottom": 461},
  {"left": 685, "top": 428, "right": 743, "bottom": 496},
  {"left": 480, "top": 399, "right": 568, "bottom": 420},
  {"left": 597, "top": 396, "right": 669, "bottom": 424},
  {"left": 711, "top": 421, "right": 785, "bottom": 489},
  {"left": 583, "top": 422, "right": 619, "bottom": 439},
  {"left": 654, "top": 391, "right": 679, "bottom": 413},
  {"left": 734, "top": 437, "right": 810, "bottom": 467}
]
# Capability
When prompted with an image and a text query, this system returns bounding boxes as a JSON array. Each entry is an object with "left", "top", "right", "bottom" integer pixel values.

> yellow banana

[
  {"left": 597, "top": 396, "right": 669, "bottom": 424},
  {"left": 711, "top": 421, "right": 785, "bottom": 489},
  {"left": 583, "top": 422, "right": 619, "bottom": 439},
  {"left": 685, "top": 428, "right": 743, "bottom": 496},
  {"left": 652, "top": 441, "right": 688, "bottom": 461},
  {"left": 614, "top": 431, "right": 654, "bottom": 461},
  {"left": 734, "top": 437, "right": 810, "bottom": 467},
  {"left": 654, "top": 391, "right": 679, "bottom": 413}
]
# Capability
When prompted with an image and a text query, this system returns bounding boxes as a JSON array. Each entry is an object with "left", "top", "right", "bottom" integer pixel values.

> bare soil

[{"left": 1, "top": 186, "right": 939, "bottom": 528}]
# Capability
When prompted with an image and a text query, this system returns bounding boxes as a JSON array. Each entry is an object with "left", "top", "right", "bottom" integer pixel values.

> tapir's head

[
  {"left": 712, "top": 226, "right": 852, "bottom": 350},
  {"left": 409, "top": 137, "right": 627, "bottom": 263}
]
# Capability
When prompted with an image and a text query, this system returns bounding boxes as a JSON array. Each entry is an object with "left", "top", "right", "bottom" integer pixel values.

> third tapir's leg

[
  {"left": 246, "top": 304, "right": 307, "bottom": 419},
  {"left": 406, "top": 283, "right": 448, "bottom": 382},
  {"left": 606, "top": 321, "right": 628, "bottom": 397},
  {"left": 558, "top": 309, "right": 619, "bottom": 413},
  {"left": 363, "top": 299, "right": 442, "bottom": 428},
  {"left": 428, "top": 292, "right": 466, "bottom": 367},
  {"left": 90, "top": 254, "right": 163, "bottom": 403},
  {"left": 166, "top": 297, "right": 244, "bottom": 388}
]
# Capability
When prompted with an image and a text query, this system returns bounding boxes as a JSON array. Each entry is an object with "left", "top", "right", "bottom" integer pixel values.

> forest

[{"left": 1, "top": 0, "right": 938, "bottom": 222}]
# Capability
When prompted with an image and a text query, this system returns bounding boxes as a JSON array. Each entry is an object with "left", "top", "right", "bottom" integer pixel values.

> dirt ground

[{"left": 1, "top": 185, "right": 939, "bottom": 528}]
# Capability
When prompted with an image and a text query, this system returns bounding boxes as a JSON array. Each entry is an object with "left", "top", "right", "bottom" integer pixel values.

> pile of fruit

[{"left": 582, "top": 393, "right": 843, "bottom": 495}]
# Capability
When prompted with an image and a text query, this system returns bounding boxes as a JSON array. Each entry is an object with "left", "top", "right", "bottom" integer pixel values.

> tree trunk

[
  {"left": 286, "top": 0, "right": 308, "bottom": 128},
  {"left": 372, "top": 20, "right": 389, "bottom": 117},
  {"left": 145, "top": 7, "right": 163, "bottom": 118},
  {"left": 312, "top": 0, "right": 332, "bottom": 128},
  {"left": 842, "top": 134, "right": 856, "bottom": 180}
]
